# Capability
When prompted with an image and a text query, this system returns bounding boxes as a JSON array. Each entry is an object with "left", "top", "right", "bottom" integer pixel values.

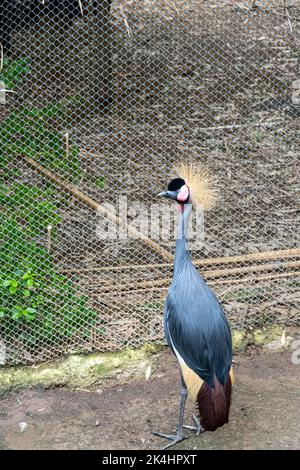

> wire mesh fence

[{"left": 0, "top": 0, "right": 299, "bottom": 366}]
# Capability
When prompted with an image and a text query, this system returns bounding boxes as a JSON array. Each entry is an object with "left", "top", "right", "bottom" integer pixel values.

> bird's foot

[
  {"left": 183, "top": 414, "right": 204, "bottom": 437},
  {"left": 152, "top": 431, "right": 187, "bottom": 450}
]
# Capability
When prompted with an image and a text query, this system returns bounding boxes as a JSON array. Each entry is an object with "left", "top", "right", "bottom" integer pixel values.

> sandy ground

[{"left": 0, "top": 348, "right": 299, "bottom": 450}]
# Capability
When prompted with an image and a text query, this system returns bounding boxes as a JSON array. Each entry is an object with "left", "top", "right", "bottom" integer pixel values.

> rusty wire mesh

[{"left": 0, "top": 0, "right": 299, "bottom": 366}]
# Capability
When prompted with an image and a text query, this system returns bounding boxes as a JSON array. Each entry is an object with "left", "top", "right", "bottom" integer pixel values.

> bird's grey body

[{"left": 165, "top": 203, "right": 232, "bottom": 388}]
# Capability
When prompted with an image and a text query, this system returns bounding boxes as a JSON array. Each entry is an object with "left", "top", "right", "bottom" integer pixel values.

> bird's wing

[{"left": 165, "top": 268, "right": 232, "bottom": 387}]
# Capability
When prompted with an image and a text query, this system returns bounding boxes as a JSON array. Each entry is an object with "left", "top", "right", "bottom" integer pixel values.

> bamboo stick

[
  {"left": 203, "top": 260, "right": 300, "bottom": 279},
  {"left": 23, "top": 156, "right": 173, "bottom": 262},
  {"left": 58, "top": 247, "right": 300, "bottom": 274},
  {"left": 91, "top": 271, "right": 300, "bottom": 296},
  {"left": 47, "top": 224, "right": 53, "bottom": 254},
  {"left": 95, "top": 260, "right": 300, "bottom": 294},
  {"left": 212, "top": 270, "right": 300, "bottom": 286},
  {"left": 194, "top": 249, "right": 300, "bottom": 268}
]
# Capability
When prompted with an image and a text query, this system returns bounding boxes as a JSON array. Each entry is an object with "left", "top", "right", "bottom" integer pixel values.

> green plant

[
  {"left": 0, "top": 204, "right": 97, "bottom": 354},
  {"left": 1, "top": 271, "right": 40, "bottom": 321},
  {"left": 0, "top": 57, "right": 31, "bottom": 90},
  {"left": 0, "top": 102, "right": 82, "bottom": 184},
  {"left": 0, "top": 79, "right": 99, "bottom": 358},
  {"left": 0, "top": 182, "right": 96, "bottom": 357}
]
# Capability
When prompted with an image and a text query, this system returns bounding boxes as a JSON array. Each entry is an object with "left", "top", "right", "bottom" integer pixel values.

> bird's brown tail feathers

[{"left": 197, "top": 375, "right": 232, "bottom": 431}]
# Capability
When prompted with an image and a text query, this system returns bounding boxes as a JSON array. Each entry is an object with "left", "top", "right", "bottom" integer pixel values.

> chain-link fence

[{"left": 0, "top": 0, "right": 299, "bottom": 366}]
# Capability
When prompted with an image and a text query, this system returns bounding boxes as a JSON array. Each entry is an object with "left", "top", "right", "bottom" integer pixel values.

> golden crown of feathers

[{"left": 174, "top": 162, "right": 219, "bottom": 210}]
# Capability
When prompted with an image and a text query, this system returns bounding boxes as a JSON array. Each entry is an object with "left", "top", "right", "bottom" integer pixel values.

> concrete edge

[{"left": 0, "top": 326, "right": 294, "bottom": 395}]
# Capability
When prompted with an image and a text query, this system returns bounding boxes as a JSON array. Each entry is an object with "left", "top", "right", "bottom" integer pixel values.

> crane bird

[{"left": 153, "top": 162, "right": 233, "bottom": 450}]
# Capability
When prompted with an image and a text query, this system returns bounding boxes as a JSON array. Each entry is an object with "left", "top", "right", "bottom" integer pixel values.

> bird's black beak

[{"left": 158, "top": 190, "right": 178, "bottom": 200}]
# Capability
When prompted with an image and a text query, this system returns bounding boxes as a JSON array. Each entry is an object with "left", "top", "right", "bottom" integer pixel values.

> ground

[{"left": 0, "top": 348, "right": 299, "bottom": 450}]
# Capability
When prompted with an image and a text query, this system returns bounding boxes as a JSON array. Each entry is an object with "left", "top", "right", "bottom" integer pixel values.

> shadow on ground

[{"left": 0, "top": 349, "right": 299, "bottom": 450}]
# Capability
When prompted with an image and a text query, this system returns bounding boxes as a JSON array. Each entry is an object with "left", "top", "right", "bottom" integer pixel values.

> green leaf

[
  {"left": 12, "top": 306, "right": 22, "bottom": 319},
  {"left": 12, "top": 306, "right": 21, "bottom": 313},
  {"left": 26, "top": 308, "right": 37, "bottom": 314},
  {"left": 2, "top": 280, "right": 11, "bottom": 287},
  {"left": 95, "top": 176, "right": 106, "bottom": 189},
  {"left": 22, "top": 289, "right": 31, "bottom": 297},
  {"left": 9, "top": 285, "right": 18, "bottom": 294}
]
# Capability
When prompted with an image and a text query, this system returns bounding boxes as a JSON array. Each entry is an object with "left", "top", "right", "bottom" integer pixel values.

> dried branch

[
  {"left": 119, "top": 5, "right": 133, "bottom": 38},
  {"left": 91, "top": 270, "right": 300, "bottom": 296},
  {"left": 95, "top": 260, "right": 300, "bottom": 294},
  {"left": 47, "top": 224, "right": 53, "bottom": 254},
  {"left": 23, "top": 155, "right": 173, "bottom": 262},
  {"left": 78, "top": 0, "right": 84, "bottom": 16},
  {"left": 58, "top": 248, "right": 300, "bottom": 273}
]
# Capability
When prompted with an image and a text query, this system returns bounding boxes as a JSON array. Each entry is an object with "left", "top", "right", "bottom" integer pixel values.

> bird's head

[
  {"left": 158, "top": 178, "right": 190, "bottom": 207},
  {"left": 158, "top": 162, "right": 219, "bottom": 211}
]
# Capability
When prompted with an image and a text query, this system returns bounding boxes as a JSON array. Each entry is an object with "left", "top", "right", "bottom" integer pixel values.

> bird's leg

[
  {"left": 183, "top": 413, "right": 204, "bottom": 437},
  {"left": 152, "top": 375, "right": 188, "bottom": 450}
]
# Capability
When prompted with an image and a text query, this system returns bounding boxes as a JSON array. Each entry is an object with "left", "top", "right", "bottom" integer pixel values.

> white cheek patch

[{"left": 177, "top": 185, "right": 189, "bottom": 202}]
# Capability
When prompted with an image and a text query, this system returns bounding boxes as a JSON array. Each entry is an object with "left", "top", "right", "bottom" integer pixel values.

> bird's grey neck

[{"left": 174, "top": 203, "right": 192, "bottom": 272}]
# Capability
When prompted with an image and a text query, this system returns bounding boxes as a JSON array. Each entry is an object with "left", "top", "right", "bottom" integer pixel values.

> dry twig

[{"left": 23, "top": 155, "right": 173, "bottom": 261}]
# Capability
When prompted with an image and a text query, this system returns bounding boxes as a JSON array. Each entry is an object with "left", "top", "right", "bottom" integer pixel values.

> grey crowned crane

[{"left": 153, "top": 163, "right": 233, "bottom": 450}]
